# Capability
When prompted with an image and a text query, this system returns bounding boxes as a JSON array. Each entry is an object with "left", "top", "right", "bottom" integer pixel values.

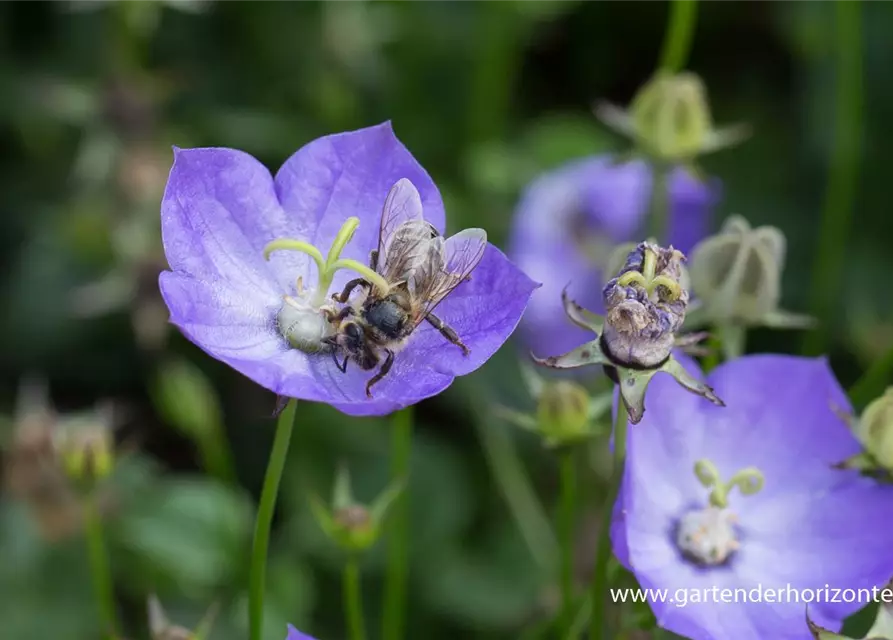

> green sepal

[
  {"left": 308, "top": 469, "right": 405, "bottom": 554},
  {"left": 147, "top": 593, "right": 219, "bottom": 640},
  {"left": 616, "top": 356, "right": 724, "bottom": 425},
  {"left": 531, "top": 339, "right": 608, "bottom": 369},
  {"left": 561, "top": 286, "right": 603, "bottom": 333},
  {"left": 806, "top": 580, "right": 893, "bottom": 639}
]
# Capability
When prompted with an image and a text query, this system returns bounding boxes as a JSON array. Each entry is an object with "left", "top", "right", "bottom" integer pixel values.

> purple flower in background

[
  {"left": 611, "top": 355, "right": 893, "bottom": 639},
  {"left": 286, "top": 624, "right": 315, "bottom": 640},
  {"left": 159, "top": 122, "right": 537, "bottom": 416},
  {"left": 508, "top": 156, "right": 717, "bottom": 356}
]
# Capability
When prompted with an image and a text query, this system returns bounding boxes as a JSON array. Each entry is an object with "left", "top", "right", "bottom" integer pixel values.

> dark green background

[{"left": 0, "top": 1, "right": 887, "bottom": 639}]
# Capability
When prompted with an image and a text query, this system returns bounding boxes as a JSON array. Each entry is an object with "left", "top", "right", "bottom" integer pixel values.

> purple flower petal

[
  {"left": 161, "top": 147, "right": 296, "bottom": 299},
  {"left": 286, "top": 624, "right": 316, "bottom": 640},
  {"left": 160, "top": 123, "right": 534, "bottom": 416},
  {"left": 615, "top": 354, "right": 893, "bottom": 639},
  {"left": 509, "top": 156, "right": 718, "bottom": 357},
  {"left": 275, "top": 122, "right": 445, "bottom": 297}
]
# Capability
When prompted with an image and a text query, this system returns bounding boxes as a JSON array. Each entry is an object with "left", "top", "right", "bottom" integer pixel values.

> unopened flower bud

[
  {"left": 853, "top": 388, "right": 893, "bottom": 471},
  {"left": 602, "top": 242, "right": 688, "bottom": 368},
  {"left": 860, "top": 389, "right": 893, "bottom": 468},
  {"left": 55, "top": 410, "right": 115, "bottom": 486},
  {"left": 310, "top": 466, "right": 403, "bottom": 554},
  {"left": 332, "top": 504, "right": 376, "bottom": 550},
  {"left": 597, "top": 73, "right": 749, "bottom": 164},
  {"left": 687, "top": 216, "right": 813, "bottom": 330},
  {"left": 537, "top": 381, "right": 591, "bottom": 444}
]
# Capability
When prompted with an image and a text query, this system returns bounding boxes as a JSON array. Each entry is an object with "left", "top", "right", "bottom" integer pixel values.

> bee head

[{"left": 328, "top": 319, "right": 365, "bottom": 356}]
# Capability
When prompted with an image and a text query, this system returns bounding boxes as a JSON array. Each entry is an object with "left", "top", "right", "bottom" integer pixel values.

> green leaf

[{"left": 113, "top": 478, "right": 252, "bottom": 597}]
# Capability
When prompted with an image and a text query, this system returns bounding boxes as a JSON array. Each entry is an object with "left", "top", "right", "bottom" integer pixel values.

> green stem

[
  {"left": 646, "top": 165, "right": 670, "bottom": 245},
  {"left": 558, "top": 450, "right": 577, "bottom": 636},
  {"left": 466, "top": 2, "right": 522, "bottom": 147},
  {"left": 850, "top": 344, "right": 893, "bottom": 409},
  {"left": 476, "top": 403, "right": 557, "bottom": 570},
  {"left": 84, "top": 494, "right": 118, "bottom": 639},
  {"left": 589, "top": 405, "right": 628, "bottom": 640},
  {"left": 382, "top": 407, "right": 413, "bottom": 640},
  {"left": 658, "top": 0, "right": 699, "bottom": 73},
  {"left": 344, "top": 557, "right": 367, "bottom": 640},
  {"left": 803, "top": 0, "right": 863, "bottom": 356},
  {"left": 249, "top": 399, "right": 298, "bottom": 640}
]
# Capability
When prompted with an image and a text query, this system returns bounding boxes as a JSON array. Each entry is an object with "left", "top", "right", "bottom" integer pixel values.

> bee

[{"left": 325, "top": 178, "right": 487, "bottom": 397}]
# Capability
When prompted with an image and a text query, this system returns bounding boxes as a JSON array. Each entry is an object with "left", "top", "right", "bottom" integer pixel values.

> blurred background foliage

[{"left": 0, "top": 1, "right": 890, "bottom": 639}]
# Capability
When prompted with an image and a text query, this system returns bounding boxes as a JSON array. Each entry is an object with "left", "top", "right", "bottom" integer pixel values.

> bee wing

[
  {"left": 377, "top": 179, "right": 427, "bottom": 275},
  {"left": 412, "top": 228, "right": 487, "bottom": 324}
]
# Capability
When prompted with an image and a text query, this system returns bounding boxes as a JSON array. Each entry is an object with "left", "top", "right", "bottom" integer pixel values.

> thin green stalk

[
  {"left": 589, "top": 406, "right": 628, "bottom": 640},
  {"left": 84, "top": 495, "right": 118, "bottom": 639},
  {"left": 558, "top": 450, "right": 577, "bottom": 636},
  {"left": 249, "top": 399, "right": 298, "bottom": 640},
  {"left": 344, "top": 557, "right": 367, "bottom": 640},
  {"left": 803, "top": 0, "right": 863, "bottom": 355},
  {"left": 382, "top": 407, "right": 413, "bottom": 640},
  {"left": 850, "top": 344, "right": 893, "bottom": 409},
  {"left": 658, "top": 0, "right": 699, "bottom": 74},
  {"left": 646, "top": 165, "right": 670, "bottom": 245},
  {"left": 475, "top": 410, "right": 557, "bottom": 571},
  {"left": 467, "top": 2, "right": 522, "bottom": 147}
]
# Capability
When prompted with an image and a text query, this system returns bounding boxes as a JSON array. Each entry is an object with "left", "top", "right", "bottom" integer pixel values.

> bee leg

[
  {"left": 369, "top": 250, "right": 379, "bottom": 272},
  {"left": 365, "top": 348, "right": 395, "bottom": 398},
  {"left": 425, "top": 313, "right": 470, "bottom": 356},
  {"left": 336, "top": 305, "right": 355, "bottom": 321},
  {"left": 332, "top": 278, "right": 369, "bottom": 303}
]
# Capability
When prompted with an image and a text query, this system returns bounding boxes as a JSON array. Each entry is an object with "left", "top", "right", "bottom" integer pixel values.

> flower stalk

[
  {"left": 248, "top": 399, "right": 298, "bottom": 640},
  {"left": 382, "top": 407, "right": 413, "bottom": 640},
  {"left": 84, "top": 493, "right": 118, "bottom": 639},
  {"left": 344, "top": 557, "right": 367, "bottom": 640},
  {"left": 658, "top": 0, "right": 699, "bottom": 74},
  {"left": 558, "top": 450, "right": 577, "bottom": 635},
  {"left": 590, "top": 405, "right": 629, "bottom": 640}
]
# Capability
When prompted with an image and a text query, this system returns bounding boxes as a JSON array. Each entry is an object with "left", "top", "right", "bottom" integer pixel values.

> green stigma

[
  {"left": 263, "top": 216, "right": 390, "bottom": 307},
  {"left": 693, "top": 458, "right": 764, "bottom": 509},
  {"left": 617, "top": 245, "right": 682, "bottom": 301}
]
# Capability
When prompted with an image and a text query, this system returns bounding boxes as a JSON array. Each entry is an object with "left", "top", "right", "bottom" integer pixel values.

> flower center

[
  {"left": 676, "top": 505, "right": 739, "bottom": 566},
  {"left": 674, "top": 458, "right": 765, "bottom": 566},
  {"left": 263, "top": 216, "right": 391, "bottom": 353},
  {"left": 616, "top": 244, "right": 682, "bottom": 301}
]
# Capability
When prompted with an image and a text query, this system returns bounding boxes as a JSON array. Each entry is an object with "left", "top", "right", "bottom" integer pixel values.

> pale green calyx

[
  {"left": 834, "top": 389, "right": 893, "bottom": 475},
  {"left": 685, "top": 215, "right": 814, "bottom": 334},
  {"left": 694, "top": 458, "right": 764, "bottom": 508},
  {"left": 309, "top": 466, "right": 404, "bottom": 554},
  {"left": 264, "top": 216, "right": 391, "bottom": 353},
  {"left": 596, "top": 72, "right": 750, "bottom": 163}
]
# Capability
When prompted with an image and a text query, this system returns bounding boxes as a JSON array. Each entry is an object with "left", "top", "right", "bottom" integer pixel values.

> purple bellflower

[
  {"left": 508, "top": 156, "right": 717, "bottom": 357},
  {"left": 159, "top": 123, "right": 537, "bottom": 416},
  {"left": 611, "top": 355, "right": 893, "bottom": 639},
  {"left": 286, "top": 624, "right": 315, "bottom": 640}
]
